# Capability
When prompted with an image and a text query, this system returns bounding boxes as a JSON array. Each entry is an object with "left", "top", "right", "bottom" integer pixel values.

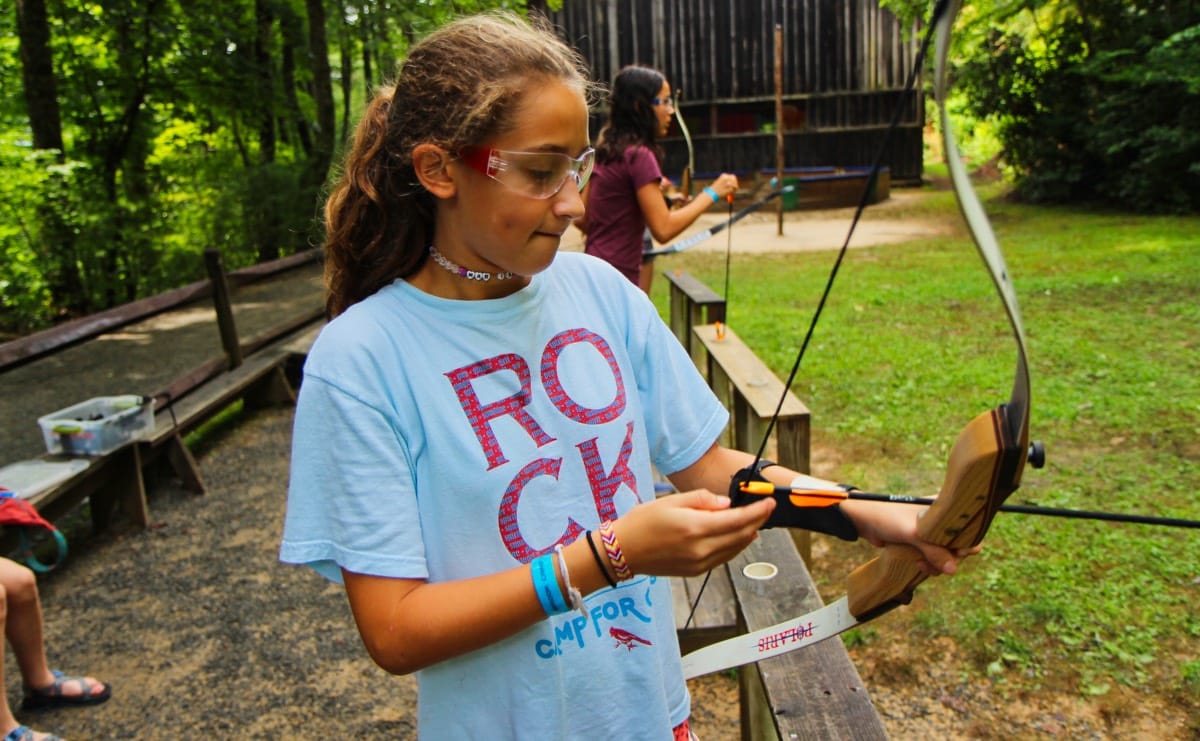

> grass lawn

[{"left": 649, "top": 179, "right": 1200, "bottom": 711}]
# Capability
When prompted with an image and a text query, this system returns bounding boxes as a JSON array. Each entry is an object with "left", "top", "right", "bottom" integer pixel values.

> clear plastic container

[{"left": 37, "top": 395, "right": 154, "bottom": 456}]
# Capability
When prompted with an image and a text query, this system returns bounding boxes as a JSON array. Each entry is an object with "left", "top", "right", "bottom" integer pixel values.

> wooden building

[{"left": 548, "top": 0, "right": 925, "bottom": 185}]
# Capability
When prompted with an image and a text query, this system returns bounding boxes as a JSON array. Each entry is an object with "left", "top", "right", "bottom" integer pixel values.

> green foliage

[
  {"left": 1183, "top": 659, "right": 1200, "bottom": 691},
  {"left": 952, "top": 1, "right": 1200, "bottom": 213},
  {"left": 0, "top": 0, "right": 533, "bottom": 334},
  {"left": 649, "top": 182, "right": 1200, "bottom": 698},
  {"left": 0, "top": 137, "right": 54, "bottom": 333}
]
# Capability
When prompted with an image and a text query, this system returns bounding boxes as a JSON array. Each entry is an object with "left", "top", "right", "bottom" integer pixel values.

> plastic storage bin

[{"left": 37, "top": 395, "right": 154, "bottom": 456}]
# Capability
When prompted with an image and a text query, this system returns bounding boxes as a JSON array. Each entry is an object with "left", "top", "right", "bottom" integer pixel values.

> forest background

[{"left": 2, "top": 0, "right": 1198, "bottom": 335}]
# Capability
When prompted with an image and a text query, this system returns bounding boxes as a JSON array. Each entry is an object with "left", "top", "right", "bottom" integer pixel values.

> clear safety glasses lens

[{"left": 461, "top": 147, "right": 595, "bottom": 199}]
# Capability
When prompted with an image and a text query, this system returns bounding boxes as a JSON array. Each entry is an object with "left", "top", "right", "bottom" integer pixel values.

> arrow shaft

[{"left": 745, "top": 483, "right": 1200, "bottom": 529}]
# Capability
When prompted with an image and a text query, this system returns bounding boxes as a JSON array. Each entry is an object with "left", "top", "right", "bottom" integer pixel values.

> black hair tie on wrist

[{"left": 584, "top": 530, "right": 617, "bottom": 588}]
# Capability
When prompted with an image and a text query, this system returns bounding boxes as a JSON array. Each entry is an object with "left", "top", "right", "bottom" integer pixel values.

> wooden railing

[
  {"left": 663, "top": 269, "right": 886, "bottom": 740},
  {"left": 0, "top": 248, "right": 323, "bottom": 373}
]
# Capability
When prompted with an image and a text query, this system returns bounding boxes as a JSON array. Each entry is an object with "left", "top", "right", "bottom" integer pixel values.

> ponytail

[{"left": 323, "top": 86, "right": 434, "bottom": 318}]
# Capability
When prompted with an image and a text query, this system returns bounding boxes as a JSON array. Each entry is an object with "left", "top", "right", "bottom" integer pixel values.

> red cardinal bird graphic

[{"left": 610, "top": 627, "right": 652, "bottom": 651}]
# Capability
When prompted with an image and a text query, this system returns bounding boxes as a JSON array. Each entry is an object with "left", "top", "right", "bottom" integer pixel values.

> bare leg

[
  {"left": 0, "top": 557, "right": 107, "bottom": 740},
  {"left": 640, "top": 258, "right": 656, "bottom": 295},
  {"left": 0, "top": 560, "right": 53, "bottom": 741},
  {"left": 0, "top": 559, "right": 55, "bottom": 692}
]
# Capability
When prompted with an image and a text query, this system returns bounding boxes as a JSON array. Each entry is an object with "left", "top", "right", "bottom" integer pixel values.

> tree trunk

[
  {"left": 280, "top": 5, "right": 314, "bottom": 157},
  {"left": 15, "top": 0, "right": 64, "bottom": 152},
  {"left": 254, "top": 0, "right": 277, "bottom": 164},
  {"left": 14, "top": 0, "right": 86, "bottom": 322},
  {"left": 337, "top": 0, "right": 353, "bottom": 145},
  {"left": 304, "top": 0, "right": 336, "bottom": 190}
]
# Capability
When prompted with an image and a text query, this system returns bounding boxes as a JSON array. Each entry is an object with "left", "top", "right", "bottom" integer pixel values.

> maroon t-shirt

[{"left": 584, "top": 145, "right": 663, "bottom": 285}]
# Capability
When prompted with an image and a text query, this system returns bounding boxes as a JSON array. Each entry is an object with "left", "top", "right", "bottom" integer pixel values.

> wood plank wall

[{"left": 548, "top": 0, "right": 925, "bottom": 181}]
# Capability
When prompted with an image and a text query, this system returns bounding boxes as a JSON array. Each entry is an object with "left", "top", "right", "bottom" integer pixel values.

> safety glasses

[{"left": 460, "top": 146, "right": 595, "bottom": 199}]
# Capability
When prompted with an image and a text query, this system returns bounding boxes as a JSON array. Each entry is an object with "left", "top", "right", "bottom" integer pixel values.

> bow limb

[
  {"left": 844, "top": 0, "right": 1032, "bottom": 622},
  {"left": 672, "top": 91, "right": 695, "bottom": 199}
]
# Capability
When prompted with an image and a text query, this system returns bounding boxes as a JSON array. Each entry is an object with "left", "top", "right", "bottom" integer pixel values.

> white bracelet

[{"left": 554, "top": 544, "right": 587, "bottom": 617}]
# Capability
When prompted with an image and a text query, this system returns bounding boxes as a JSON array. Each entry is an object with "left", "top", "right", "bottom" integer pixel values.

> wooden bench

[
  {"left": 140, "top": 321, "right": 324, "bottom": 495},
  {"left": 0, "top": 321, "right": 324, "bottom": 560},
  {"left": 0, "top": 248, "right": 325, "bottom": 555},
  {"left": 0, "top": 443, "right": 148, "bottom": 571}
]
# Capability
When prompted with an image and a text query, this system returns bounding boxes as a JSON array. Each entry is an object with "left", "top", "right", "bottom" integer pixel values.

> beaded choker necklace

[{"left": 428, "top": 245, "right": 515, "bottom": 282}]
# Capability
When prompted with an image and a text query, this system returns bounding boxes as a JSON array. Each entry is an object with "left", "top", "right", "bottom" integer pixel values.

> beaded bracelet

[
  {"left": 530, "top": 553, "right": 569, "bottom": 616},
  {"left": 598, "top": 521, "right": 633, "bottom": 582},
  {"left": 554, "top": 544, "right": 587, "bottom": 616},
  {"left": 585, "top": 530, "right": 617, "bottom": 588}
]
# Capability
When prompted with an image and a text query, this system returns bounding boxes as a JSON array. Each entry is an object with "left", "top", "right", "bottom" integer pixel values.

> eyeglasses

[
  {"left": 460, "top": 146, "right": 595, "bottom": 199},
  {"left": 652, "top": 96, "right": 675, "bottom": 108}
]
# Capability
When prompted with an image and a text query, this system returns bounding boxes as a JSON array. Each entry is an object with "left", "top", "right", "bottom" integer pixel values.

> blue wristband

[
  {"left": 531, "top": 553, "right": 569, "bottom": 616},
  {"left": 703, "top": 185, "right": 720, "bottom": 203}
]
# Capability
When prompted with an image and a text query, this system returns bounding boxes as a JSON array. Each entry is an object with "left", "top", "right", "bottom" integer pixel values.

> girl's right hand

[
  {"left": 612, "top": 489, "right": 774, "bottom": 578},
  {"left": 710, "top": 173, "right": 739, "bottom": 200}
]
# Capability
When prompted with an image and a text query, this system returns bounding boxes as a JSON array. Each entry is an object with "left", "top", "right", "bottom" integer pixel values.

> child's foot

[
  {"left": 20, "top": 669, "right": 111, "bottom": 711},
  {"left": 2, "top": 724, "right": 64, "bottom": 741}
]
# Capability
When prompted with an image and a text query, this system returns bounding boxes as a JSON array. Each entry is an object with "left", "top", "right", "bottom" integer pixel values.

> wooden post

[
  {"left": 664, "top": 270, "right": 725, "bottom": 373},
  {"left": 775, "top": 23, "right": 785, "bottom": 236},
  {"left": 204, "top": 249, "right": 243, "bottom": 368}
]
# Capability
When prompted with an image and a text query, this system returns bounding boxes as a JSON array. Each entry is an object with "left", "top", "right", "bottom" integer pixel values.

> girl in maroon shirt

[{"left": 578, "top": 65, "right": 738, "bottom": 293}]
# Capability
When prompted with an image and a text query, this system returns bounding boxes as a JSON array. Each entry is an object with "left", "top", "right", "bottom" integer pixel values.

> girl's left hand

[{"left": 840, "top": 500, "right": 981, "bottom": 576}]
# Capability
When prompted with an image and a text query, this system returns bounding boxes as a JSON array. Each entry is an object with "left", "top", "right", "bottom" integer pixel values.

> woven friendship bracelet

[{"left": 598, "top": 521, "right": 633, "bottom": 582}]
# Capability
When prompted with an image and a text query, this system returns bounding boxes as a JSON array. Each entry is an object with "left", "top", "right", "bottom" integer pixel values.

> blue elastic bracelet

[
  {"left": 531, "top": 553, "right": 569, "bottom": 616},
  {"left": 703, "top": 185, "right": 720, "bottom": 203}
]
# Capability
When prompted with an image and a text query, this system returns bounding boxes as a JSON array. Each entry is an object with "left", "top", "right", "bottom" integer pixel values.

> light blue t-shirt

[{"left": 281, "top": 251, "right": 728, "bottom": 739}]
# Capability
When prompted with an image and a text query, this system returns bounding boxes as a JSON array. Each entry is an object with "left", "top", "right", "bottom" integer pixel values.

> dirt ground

[{"left": 4, "top": 189, "right": 1196, "bottom": 739}]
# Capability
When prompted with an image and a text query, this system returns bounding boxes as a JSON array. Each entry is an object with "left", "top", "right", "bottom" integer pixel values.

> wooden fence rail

[
  {"left": 664, "top": 269, "right": 885, "bottom": 740},
  {"left": 0, "top": 248, "right": 322, "bottom": 373}
]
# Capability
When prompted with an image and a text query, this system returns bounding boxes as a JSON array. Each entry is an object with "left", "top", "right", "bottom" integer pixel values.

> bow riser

[{"left": 846, "top": 399, "right": 1027, "bottom": 619}]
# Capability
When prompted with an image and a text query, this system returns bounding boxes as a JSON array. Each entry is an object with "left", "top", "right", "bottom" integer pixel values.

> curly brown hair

[{"left": 321, "top": 12, "right": 597, "bottom": 317}]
